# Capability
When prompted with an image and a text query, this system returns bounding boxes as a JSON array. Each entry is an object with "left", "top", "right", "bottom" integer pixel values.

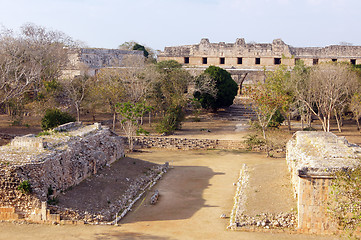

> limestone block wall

[
  {"left": 286, "top": 131, "right": 361, "bottom": 234},
  {"left": 158, "top": 38, "right": 361, "bottom": 69},
  {"left": 0, "top": 124, "right": 124, "bottom": 219},
  {"left": 297, "top": 177, "right": 335, "bottom": 233}
]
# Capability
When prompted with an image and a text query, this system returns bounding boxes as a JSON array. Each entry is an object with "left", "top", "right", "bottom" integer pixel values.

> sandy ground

[
  {"left": 0, "top": 112, "right": 357, "bottom": 239},
  {"left": 0, "top": 150, "right": 340, "bottom": 240}
]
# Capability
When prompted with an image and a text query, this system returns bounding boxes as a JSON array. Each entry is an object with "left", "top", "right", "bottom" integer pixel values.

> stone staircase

[{"left": 215, "top": 103, "right": 257, "bottom": 121}]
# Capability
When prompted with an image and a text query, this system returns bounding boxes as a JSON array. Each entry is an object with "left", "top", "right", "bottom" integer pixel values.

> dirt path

[
  {"left": 0, "top": 150, "right": 339, "bottom": 240},
  {"left": 244, "top": 158, "right": 296, "bottom": 215}
]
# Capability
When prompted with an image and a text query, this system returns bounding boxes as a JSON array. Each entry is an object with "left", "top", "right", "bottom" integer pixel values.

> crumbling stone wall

[
  {"left": 62, "top": 48, "right": 144, "bottom": 78},
  {"left": 158, "top": 38, "right": 361, "bottom": 69},
  {"left": 286, "top": 131, "right": 361, "bottom": 234},
  {"left": 131, "top": 136, "right": 245, "bottom": 150},
  {"left": 0, "top": 123, "right": 124, "bottom": 220}
]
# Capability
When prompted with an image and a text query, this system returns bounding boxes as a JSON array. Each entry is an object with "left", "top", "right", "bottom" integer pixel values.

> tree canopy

[{"left": 194, "top": 66, "right": 238, "bottom": 111}]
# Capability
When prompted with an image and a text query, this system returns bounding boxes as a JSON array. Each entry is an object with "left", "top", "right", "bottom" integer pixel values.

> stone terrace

[
  {"left": 286, "top": 131, "right": 361, "bottom": 234},
  {"left": 0, "top": 123, "right": 124, "bottom": 222}
]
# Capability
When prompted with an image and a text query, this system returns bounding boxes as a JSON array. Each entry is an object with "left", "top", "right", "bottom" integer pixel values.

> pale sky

[{"left": 0, "top": 0, "right": 360, "bottom": 51}]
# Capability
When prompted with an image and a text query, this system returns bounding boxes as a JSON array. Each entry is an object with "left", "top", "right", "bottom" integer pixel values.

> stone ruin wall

[
  {"left": 286, "top": 131, "right": 361, "bottom": 234},
  {"left": 62, "top": 48, "right": 144, "bottom": 79},
  {"left": 0, "top": 123, "right": 124, "bottom": 222},
  {"left": 131, "top": 136, "right": 246, "bottom": 150},
  {"left": 158, "top": 38, "right": 361, "bottom": 70}
]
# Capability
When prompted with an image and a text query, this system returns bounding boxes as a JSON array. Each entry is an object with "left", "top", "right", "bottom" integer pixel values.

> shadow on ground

[
  {"left": 121, "top": 165, "right": 224, "bottom": 223},
  {"left": 94, "top": 231, "right": 174, "bottom": 240},
  {"left": 56, "top": 157, "right": 159, "bottom": 216}
]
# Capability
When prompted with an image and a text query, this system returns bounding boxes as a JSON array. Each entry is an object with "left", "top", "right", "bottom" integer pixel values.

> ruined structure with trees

[{"left": 158, "top": 38, "right": 361, "bottom": 93}]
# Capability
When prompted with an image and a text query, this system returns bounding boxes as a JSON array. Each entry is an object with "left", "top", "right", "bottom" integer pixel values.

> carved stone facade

[
  {"left": 62, "top": 48, "right": 144, "bottom": 79},
  {"left": 158, "top": 38, "right": 361, "bottom": 70}
]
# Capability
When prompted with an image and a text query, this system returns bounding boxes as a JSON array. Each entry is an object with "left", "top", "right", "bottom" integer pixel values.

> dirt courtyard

[
  {"left": 0, "top": 150, "right": 340, "bottom": 240},
  {"left": 0, "top": 111, "right": 357, "bottom": 239}
]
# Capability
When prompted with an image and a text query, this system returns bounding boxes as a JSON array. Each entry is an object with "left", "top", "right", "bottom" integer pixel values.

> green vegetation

[
  {"left": 116, "top": 101, "right": 151, "bottom": 151},
  {"left": 36, "top": 130, "right": 51, "bottom": 137},
  {"left": 244, "top": 134, "right": 266, "bottom": 151},
  {"left": 150, "top": 60, "right": 191, "bottom": 134},
  {"left": 156, "top": 105, "right": 184, "bottom": 135},
  {"left": 329, "top": 166, "right": 361, "bottom": 238},
  {"left": 268, "top": 109, "right": 285, "bottom": 128},
  {"left": 41, "top": 108, "right": 76, "bottom": 130},
  {"left": 47, "top": 196, "right": 59, "bottom": 205},
  {"left": 17, "top": 180, "right": 32, "bottom": 194},
  {"left": 194, "top": 66, "right": 238, "bottom": 111},
  {"left": 133, "top": 43, "right": 149, "bottom": 58}
]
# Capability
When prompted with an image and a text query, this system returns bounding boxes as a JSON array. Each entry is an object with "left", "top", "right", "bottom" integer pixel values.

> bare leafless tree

[
  {"left": 301, "top": 63, "right": 358, "bottom": 132},
  {"left": 0, "top": 23, "right": 76, "bottom": 104},
  {"left": 61, "top": 64, "right": 93, "bottom": 122}
]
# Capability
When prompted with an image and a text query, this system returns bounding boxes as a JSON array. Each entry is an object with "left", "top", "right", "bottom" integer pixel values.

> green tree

[
  {"left": 194, "top": 66, "right": 238, "bottom": 111},
  {"left": 148, "top": 60, "right": 191, "bottom": 134},
  {"left": 116, "top": 101, "right": 151, "bottom": 151},
  {"left": 247, "top": 71, "right": 289, "bottom": 156},
  {"left": 41, "top": 108, "right": 75, "bottom": 130},
  {"left": 119, "top": 41, "right": 156, "bottom": 62},
  {"left": 133, "top": 43, "right": 149, "bottom": 58},
  {"left": 155, "top": 105, "right": 184, "bottom": 135},
  {"left": 265, "top": 65, "right": 293, "bottom": 130}
]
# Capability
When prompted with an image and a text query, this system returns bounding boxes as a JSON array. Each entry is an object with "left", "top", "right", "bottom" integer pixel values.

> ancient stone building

[
  {"left": 158, "top": 38, "right": 361, "bottom": 93},
  {"left": 0, "top": 123, "right": 124, "bottom": 223},
  {"left": 62, "top": 48, "right": 144, "bottom": 79},
  {"left": 158, "top": 38, "right": 361, "bottom": 69}
]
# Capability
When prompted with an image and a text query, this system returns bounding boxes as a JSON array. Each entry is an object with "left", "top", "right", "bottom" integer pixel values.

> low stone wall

[
  {"left": 53, "top": 121, "right": 82, "bottom": 132},
  {"left": 10, "top": 134, "right": 44, "bottom": 150},
  {"left": 132, "top": 136, "right": 246, "bottom": 150},
  {"left": 286, "top": 131, "right": 361, "bottom": 234},
  {"left": 0, "top": 123, "right": 124, "bottom": 222}
]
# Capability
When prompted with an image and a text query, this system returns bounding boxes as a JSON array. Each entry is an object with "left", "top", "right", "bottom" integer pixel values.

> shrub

[
  {"left": 329, "top": 166, "right": 361, "bottom": 238},
  {"left": 47, "top": 196, "right": 59, "bottom": 205},
  {"left": 17, "top": 180, "right": 32, "bottom": 194},
  {"left": 41, "top": 108, "right": 75, "bottom": 130},
  {"left": 268, "top": 109, "right": 285, "bottom": 128},
  {"left": 194, "top": 66, "right": 238, "bottom": 111},
  {"left": 244, "top": 134, "right": 266, "bottom": 150},
  {"left": 156, "top": 106, "right": 184, "bottom": 135}
]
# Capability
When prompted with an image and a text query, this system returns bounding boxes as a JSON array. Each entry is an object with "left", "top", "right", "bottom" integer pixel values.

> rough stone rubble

[{"left": 0, "top": 122, "right": 160, "bottom": 223}]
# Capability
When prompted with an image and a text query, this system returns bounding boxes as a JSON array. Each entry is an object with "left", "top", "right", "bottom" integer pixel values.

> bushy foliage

[
  {"left": 244, "top": 134, "right": 266, "bottom": 150},
  {"left": 41, "top": 108, "right": 75, "bottom": 130},
  {"left": 329, "top": 166, "right": 361, "bottom": 237},
  {"left": 194, "top": 66, "right": 238, "bottom": 111},
  {"left": 133, "top": 43, "right": 149, "bottom": 58},
  {"left": 156, "top": 105, "right": 184, "bottom": 135},
  {"left": 116, "top": 101, "right": 151, "bottom": 151},
  {"left": 268, "top": 109, "right": 285, "bottom": 128},
  {"left": 17, "top": 180, "right": 32, "bottom": 194}
]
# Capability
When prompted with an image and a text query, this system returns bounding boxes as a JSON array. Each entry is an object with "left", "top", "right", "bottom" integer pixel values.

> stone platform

[
  {"left": 286, "top": 131, "right": 361, "bottom": 234},
  {"left": 0, "top": 122, "right": 124, "bottom": 223}
]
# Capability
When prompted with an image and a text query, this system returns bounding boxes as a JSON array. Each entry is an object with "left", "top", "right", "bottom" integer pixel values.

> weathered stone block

[{"left": 286, "top": 131, "right": 361, "bottom": 234}]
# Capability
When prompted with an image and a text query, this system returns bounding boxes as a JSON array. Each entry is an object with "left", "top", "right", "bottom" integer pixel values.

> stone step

[{"left": 0, "top": 207, "right": 22, "bottom": 220}]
